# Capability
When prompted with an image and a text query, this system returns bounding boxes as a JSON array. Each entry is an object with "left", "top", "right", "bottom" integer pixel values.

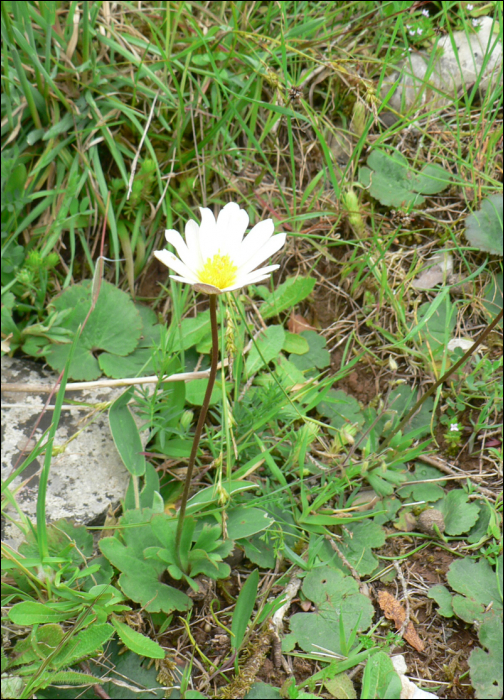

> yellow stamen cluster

[{"left": 198, "top": 254, "right": 237, "bottom": 290}]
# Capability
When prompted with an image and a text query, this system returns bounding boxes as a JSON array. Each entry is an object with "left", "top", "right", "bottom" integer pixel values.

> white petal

[
  {"left": 198, "top": 207, "right": 219, "bottom": 261},
  {"left": 154, "top": 250, "right": 198, "bottom": 281},
  {"left": 239, "top": 267, "right": 280, "bottom": 285},
  {"left": 217, "top": 202, "right": 249, "bottom": 253},
  {"left": 164, "top": 229, "right": 197, "bottom": 270},
  {"left": 185, "top": 219, "right": 203, "bottom": 268},
  {"left": 222, "top": 275, "right": 270, "bottom": 293},
  {"left": 169, "top": 274, "right": 199, "bottom": 285},
  {"left": 222, "top": 265, "right": 280, "bottom": 292},
  {"left": 236, "top": 233, "right": 286, "bottom": 276},
  {"left": 234, "top": 219, "right": 275, "bottom": 268}
]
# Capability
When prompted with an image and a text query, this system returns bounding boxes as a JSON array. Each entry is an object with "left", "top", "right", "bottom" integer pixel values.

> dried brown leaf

[
  {"left": 288, "top": 312, "right": 316, "bottom": 334},
  {"left": 377, "top": 590, "right": 425, "bottom": 652}
]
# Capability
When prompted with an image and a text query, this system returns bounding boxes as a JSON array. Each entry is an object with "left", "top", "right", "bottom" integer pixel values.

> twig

[
  {"left": 417, "top": 453, "right": 496, "bottom": 499},
  {"left": 1, "top": 363, "right": 228, "bottom": 394},
  {"left": 269, "top": 568, "right": 303, "bottom": 674},
  {"left": 393, "top": 561, "right": 411, "bottom": 639}
]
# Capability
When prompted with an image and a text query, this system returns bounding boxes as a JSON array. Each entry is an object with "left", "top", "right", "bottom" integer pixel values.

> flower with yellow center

[{"left": 154, "top": 202, "right": 286, "bottom": 294}]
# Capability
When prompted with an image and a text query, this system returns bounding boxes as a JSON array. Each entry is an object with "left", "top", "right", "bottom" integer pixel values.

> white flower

[
  {"left": 472, "top": 18, "right": 480, "bottom": 27},
  {"left": 421, "top": 8, "right": 429, "bottom": 16},
  {"left": 417, "top": 27, "right": 423, "bottom": 35},
  {"left": 467, "top": 3, "right": 474, "bottom": 10},
  {"left": 450, "top": 423, "right": 460, "bottom": 432},
  {"left": 154, "top": 202, "right": 286, "bottom": 294}
]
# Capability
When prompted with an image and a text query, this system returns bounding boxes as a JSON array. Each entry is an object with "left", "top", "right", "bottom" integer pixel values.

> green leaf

[
  {"left": 359, "top": 150, "right": 451, "bottom": 208},
  {"left": 19, "top": 518, "right": 93, "bottom": 563},
  {"left": 289, "top": 330, "right": 330, "bottom": 372},
  {"left": 469, "top": 616, "right": 503, "bottom": 699},
  {"left": 99, "top": 509, "right": 191, "bottom": 614},
  {"left": 465, "top": 193, "right": 503, "bottom": 255},
  {"left": 416, "top": 293, "right": 457, "bottom": 359},
  {"left": 324, "top": 673, "right": 357, "bottom": 699},
  {"left": 99, "top": 347, "right": 154, "bottom": 378},
  {"left": 335, "top": 521, "right": 386, "bottom": 576},
  {"left": 246, "top": 325, "right": 286, "bottom": 375},
  {"left": 427, "top": 584, "right": 455, "bottom": 617},
  {"left": 39, "top": 671, "right": 105, "bottom": 698},
  {"left": 193, "top": 523, "right": 222, "bottom": 552},
  {"left": 287, "top": 567, "right": 374, "bottom": 655},
  {"left": 360, "top": 651, "right": 402, "bottom": 699},
  {"left": 318, "top": 519, "right": 387, "bottom": 572},
  {"left": 414, "top": 163, "right": 452, "bottom": 195},
  {"left": 227, "top": 508, "right": 274, "bottom": 540},
  {"left": 275, "top": 355, "right": 306, "bottom": 389},
  {"left": 385, "top": 385, "right": 434, "bottom": 438},
  {"left": 483, "top": 272, "right": 503, "bottom": 327},
  {"left": 39, "top": 670, "right": 105, "bottom": 689},
  {"left": 44, "top": 280, "right": 142, "bottom": 380},
  {"left": 397, "top": 464, "right": 446, "bottom": 502},
  {"left": 185, "top": 480, "right": 258, "bottom": 515},
  {"left": 317, "top": 389, "right": 365, "bottom": 431},
  {"left": 1, "top": 675, "right": 24, "bottom": 699},
  {"left": 241, "top": 507, "right": 298, "bottom": 569},
  {"left": 242, "top": 533, "right": 276, "bottom": 569},
  {"left": 189, "top": 551, "right": 231, "bottom": 580},
  {"left": 61, "top": 623, "right": 115, "bottom": 665},
  {"left": 245, "top": 683, "right": 282, "bottom": 699},
  {"left": 124, "top": 463, "right": 161, "bottom": 511},
  {"left": 179, "top": 312, "right": 210, "bottom": 350},
  {"left": 3, "top": 163, "right": 27, "bottom": 210},
  {"left": 79, "top": 638, "right": 166, "bottom": 699},
  {"left": 136, "top": 304, "right": 163, "bottom": 348},
  {"left": 185, "top": 378, "right": 226, "bottom": 406},
  {"left": 8, "top": 602, "right": 70, "bottom": 625},
  {"left": 259, "top": 276, "right": 316, "bottom": 319},
  {"left": 447, "top": 556, "right": 503, "bottom": 625},
  {"left": 282, "top": 331, "right": 310, "bottom": 354},
  {"left": 231, "top": 569, "right": 259, "bottom": 651},
  {"left": 435, "top": 490, "right": 480, "bottom": 536},
  {"left": 179, "top": 516, "right": 196, "bottom": 573},
  {"left": 111, "top": 618, "right": 165, "bottom": 659},
  {"left": 150, "top": 514, "right": 232, "bottom": 584},
  {"left": 109, "top": 387, "right": 145, "bottom": 477},
  {"left": 467, "top": 502, "right": 495, "bottom": 545}
]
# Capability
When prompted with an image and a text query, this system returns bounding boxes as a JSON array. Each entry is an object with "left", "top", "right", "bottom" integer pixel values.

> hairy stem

[{"left": 175, "top": 294, "right": 219, "bottom": 569}]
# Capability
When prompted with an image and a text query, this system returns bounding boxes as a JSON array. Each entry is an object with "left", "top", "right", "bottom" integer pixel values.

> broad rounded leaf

[
  {"left": 287, "top": 566, "right": 374, "bottom": 655},
  {"left": 469, "top": 617, "right": 503, "bottom": 699},
  {"left": 465, "top": 194, "right": 503, "bottom": 255},
  {"left": 435, "top": 490, "right": 480, "bottom": 536},
  {"left": 45, "top": 280, "right": 142, "bottom": 380},
  {"left": 359, "top": 149, "right": 450, "bottom": 208}
]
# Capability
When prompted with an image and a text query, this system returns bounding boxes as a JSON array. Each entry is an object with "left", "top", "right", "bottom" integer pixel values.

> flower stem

[{"left": 175, "top": 294, "right": 219, "bottom": 569}]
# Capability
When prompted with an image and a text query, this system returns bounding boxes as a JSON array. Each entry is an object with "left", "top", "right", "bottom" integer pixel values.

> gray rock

[
  {"left": 381, "top": 16, "right": 503, "bottom": 116},
  {"left": 1, "top": 356, "right": 147, "bottom": 551}
]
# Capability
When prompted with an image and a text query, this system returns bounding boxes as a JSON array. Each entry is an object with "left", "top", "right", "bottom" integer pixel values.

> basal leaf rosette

[
  {"left": 154, "top": 202, "right": 286, "bottom": 294},
  {"left": 44, "top": 280, "right": 142, "bottom": 381}
]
